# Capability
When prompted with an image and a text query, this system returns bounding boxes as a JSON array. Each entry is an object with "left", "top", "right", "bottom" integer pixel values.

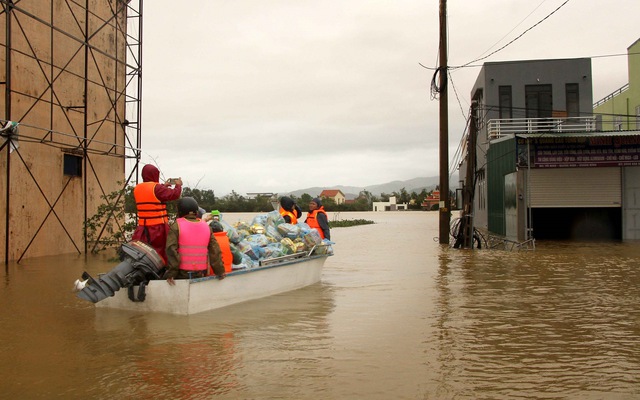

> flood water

[{"left": 1, "top": 211, "right": 639, "bottom": 399}]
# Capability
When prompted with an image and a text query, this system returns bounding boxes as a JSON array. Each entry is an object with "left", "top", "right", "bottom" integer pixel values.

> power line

[
  {"left": 445, "top": 51, "right": 640, "bottom": 70},
  {"left": 471, "top": 0, "right": 551, "bottom": 62},
  {"left": 450, "top": 0, "right": 571, "bottom": 70}
]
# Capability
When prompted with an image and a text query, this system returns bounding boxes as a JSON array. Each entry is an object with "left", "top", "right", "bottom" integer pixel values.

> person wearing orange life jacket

[
  {"left": 132, "top": 164, "right": 182, "bottom": 264},
  {"left": 305, "top": 197, "right": 330, "bottom": 240},
  {"left": 209, "top": 221, "right": 243, "bottom": 273},
  {"left": 279, "top": 196, "right": 302, "bottom": 224},
  {"left": 164, "top": 197, "right": 226, "bottom": 285}
]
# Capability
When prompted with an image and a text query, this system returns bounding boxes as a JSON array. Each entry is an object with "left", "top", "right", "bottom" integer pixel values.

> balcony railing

[
  {"left": 593, "top": 83, "right": 629, "bottom": 108},
  {"left": 487, "top": 117, "right": 597, "bottom": 139}
]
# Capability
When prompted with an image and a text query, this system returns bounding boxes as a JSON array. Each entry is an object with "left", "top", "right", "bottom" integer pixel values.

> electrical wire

[
  {"left": 450, "top": 0, "right": 571, "bottom": 70},
  {"left": 430, "top": 66, "right": 447, "bottom": 100},
  {"left": 470, "top": 0, "right": 551, "bottom": 63}
]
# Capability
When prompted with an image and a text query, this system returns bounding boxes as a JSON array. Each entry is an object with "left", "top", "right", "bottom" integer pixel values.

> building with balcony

[
  {"left": 593, "top": 39, "right": 640, "bottom": 132},
  {"left": 421, "top": 189, "right": 440, "bottom": 210},
  {"left": 372, "top": 196, "right": 408, "bottom": 212},
  {"left": 459, "top": 54, "right": 640, "bottom": 242}
]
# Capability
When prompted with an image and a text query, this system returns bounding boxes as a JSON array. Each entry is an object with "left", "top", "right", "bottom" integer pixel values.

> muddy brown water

[{"left": 1, "top": 212, "right": 639, "bottom": 399}]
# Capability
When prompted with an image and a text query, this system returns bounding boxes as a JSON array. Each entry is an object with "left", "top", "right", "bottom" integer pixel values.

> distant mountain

[{"left": 284, "top": 175, "right": 458, "bottom": 200}]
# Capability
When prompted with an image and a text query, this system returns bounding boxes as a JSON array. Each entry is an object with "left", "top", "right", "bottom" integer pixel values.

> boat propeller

[{"left": 74, "top": 241, "right": 165, "bottom": 304}]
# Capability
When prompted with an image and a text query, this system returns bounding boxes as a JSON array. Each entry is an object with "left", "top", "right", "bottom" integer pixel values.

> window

[
  {"left": 525, "top": 84, "right": 552, "bottom": 118},
  {"left": 499, "top": 86, "right": 512, "bottom": 119},
  {"left": 64, "top": 154, "right": 82, "bottom": 177},
  {"left": 566, "top": 83, "right": 579, "bottom": 117}
]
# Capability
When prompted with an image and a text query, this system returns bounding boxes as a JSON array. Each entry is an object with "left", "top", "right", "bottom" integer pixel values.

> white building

[{"left": 372, "top": 196, "right": 408, "bottom": 212}]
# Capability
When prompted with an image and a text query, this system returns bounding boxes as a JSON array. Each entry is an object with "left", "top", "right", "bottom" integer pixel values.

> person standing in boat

[
  {"left": 279, "top": 196, "right": 302, "bottom": 224},
  {"left": 132, "top": 164, "right": 182, "bottom": 264},
  {"left": 164, "top": 197, "right": 226, "bottom": 285},
  {"left": 306, "top": 197, "right": 330, "bottom": 240}
]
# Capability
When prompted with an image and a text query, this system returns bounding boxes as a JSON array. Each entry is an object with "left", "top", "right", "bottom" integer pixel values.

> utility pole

[
  {"left": 438, "top": 0, "right": 450, "bottom": 244},
  {"left": 462, "top": 102, "right": 478, "bottom": 248}
]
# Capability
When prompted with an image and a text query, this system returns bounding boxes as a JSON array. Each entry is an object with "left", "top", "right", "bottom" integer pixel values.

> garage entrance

[{"left": 531, "top": 207, "right": 622, "bottom": 240}]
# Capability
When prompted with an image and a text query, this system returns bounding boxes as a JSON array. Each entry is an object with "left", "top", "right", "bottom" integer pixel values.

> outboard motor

[{"left": 74, "top": 241, "right": 165, "bottom": 303}]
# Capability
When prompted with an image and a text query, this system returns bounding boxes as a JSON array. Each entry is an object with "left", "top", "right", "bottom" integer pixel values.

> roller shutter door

[
  {"left": 528, "top": 167, "right": 621, "bottom": 207},
  {"left": 623, "top": 167, "right": 640, "bottom": 239}
]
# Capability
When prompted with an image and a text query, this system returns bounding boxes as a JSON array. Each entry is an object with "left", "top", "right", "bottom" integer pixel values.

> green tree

[
  {"left": 253, "top": 195, "right": 276, "bottom": 212},
  {"left": 407, "top": 188, "right": 429, "bottom": 210},
  {"left": 182, "top": 187, "right": 216, "bottom": 211},
  {"left": 124, "top": 185, "right": 136, "bottom": 213},
  {"left": 84, "top": 183, "right": 137, "bottom": 253},
  {"left": 354, "top": 195, "right": 371, "bottom": 211},
  {"left": 217, "top": 190, "right": 247, "bottom": 212},
  {"left": 298, "top": 193, "right": 313, "bottom": 208},
  {"left": 395, "top": 187, "right": 410, "bottom": 204},
  {"left": 358, "top": 190, "right": 373, "bottom": 209},
  {"left": 418, "top": 188, "right": 428, "bottom": 202},
  {"left": 319, "top": 196, "right": 336, "bottom": 210}
]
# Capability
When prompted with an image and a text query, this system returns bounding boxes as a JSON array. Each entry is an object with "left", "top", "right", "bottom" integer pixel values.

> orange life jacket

[
  {"left": 176, "top": 218, "right": 211, "bottom": 271},
  {"left": 213, "top": 231, "right": 233, "bottom": 273},
  {"left": 134, "top": 182, "right": 168, "bottom": 226},
  {"left": 279, "top": 207, "right": 298, "bottom": 224},
  {"left": 306, "top": 207, "right": 327, "bottom": 239}
]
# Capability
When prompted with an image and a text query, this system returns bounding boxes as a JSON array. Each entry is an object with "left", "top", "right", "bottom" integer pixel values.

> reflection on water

[
  {"left": 1, "top": 212, "right": 639, "bottom": 399},
  {"left": 87, "top": 283, "right": 335, "bottom": 399},
  {"left": 435, "top": 242, "right": 640, "bottom": 399}
]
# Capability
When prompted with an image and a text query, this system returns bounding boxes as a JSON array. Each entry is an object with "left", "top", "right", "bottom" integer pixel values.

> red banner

[{"left": 517, "top": 135, "right": 640, "bottom": 168}]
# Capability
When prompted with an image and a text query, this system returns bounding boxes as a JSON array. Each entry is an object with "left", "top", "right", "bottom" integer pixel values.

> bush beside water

[{"left": 329, "top": 219, "right": 375, "bottom": 228}]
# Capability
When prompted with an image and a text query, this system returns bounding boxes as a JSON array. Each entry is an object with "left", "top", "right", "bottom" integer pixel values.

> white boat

[{"left": 94, "top": 252, "right": 331, "bottom": 315}]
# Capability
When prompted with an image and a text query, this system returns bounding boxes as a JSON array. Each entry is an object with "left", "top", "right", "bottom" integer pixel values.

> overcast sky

[{"left": 131, "top": 0, "right": 639, "bottom": 196}]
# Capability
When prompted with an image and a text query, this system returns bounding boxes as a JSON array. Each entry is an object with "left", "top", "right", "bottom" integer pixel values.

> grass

[{"left": 329, "top": 219, "right": 375, "bottom": 228}]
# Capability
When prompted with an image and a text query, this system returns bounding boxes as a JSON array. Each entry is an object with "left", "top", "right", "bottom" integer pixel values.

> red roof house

[{"left": 319, "top": 189, "right": 346, "bottom": 205}]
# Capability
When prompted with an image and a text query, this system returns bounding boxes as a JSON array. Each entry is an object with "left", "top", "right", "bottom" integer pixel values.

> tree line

[
  {"left": 87, "top": 184, "right": 447, "bottom": 253},
  {"left": 123, "top": 186, "right": 445, "bottom": 213}
]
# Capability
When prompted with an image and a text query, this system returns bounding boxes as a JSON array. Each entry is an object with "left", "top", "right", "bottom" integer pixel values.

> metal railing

[
  {"left": 487, "top": 116, "right": 597, "bottom": 139},
  {"left": 593, "top": 83, "right": 629, "bottom": 108}
]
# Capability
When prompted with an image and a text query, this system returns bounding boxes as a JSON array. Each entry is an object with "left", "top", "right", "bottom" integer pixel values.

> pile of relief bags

[{"left": 212, "top": 210, "right": 334, "bottom": 270}]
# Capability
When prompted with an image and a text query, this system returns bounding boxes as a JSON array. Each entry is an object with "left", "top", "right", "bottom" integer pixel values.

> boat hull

[{"left": 95, "top": 254, "right": 329, "bottom": 315}]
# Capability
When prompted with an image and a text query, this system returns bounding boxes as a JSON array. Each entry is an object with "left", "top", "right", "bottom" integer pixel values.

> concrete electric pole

[{"left": 438, "top": 0, "right": 450, "bottom": 244}]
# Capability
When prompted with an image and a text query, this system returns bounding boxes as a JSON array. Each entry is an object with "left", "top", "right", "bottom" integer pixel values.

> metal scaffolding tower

[{"left": 0, "top": 0, "right": 144, "bottom": 263}]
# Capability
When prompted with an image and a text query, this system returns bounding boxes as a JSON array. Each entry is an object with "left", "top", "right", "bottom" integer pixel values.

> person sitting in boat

[
  {"left": 306, "top": 197, "right": 330, "bottom": 240},
  {"left": 279, "top": 196, "right": 302, "bottom": 224},
  {"left": 132, "top": 164, "right": 182, "bottom": 265},
  {"left": 210, "top": 221, "right": 243, "bottom": 273},
  {"left": 210, "top": 209, "right": 222, "bottom": 221},
  {"left": 197, "top": 207, "right": 206, "bottom": 219},
  {"left": 164, "top": 197, "right": 226, "bottom": 285}
]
